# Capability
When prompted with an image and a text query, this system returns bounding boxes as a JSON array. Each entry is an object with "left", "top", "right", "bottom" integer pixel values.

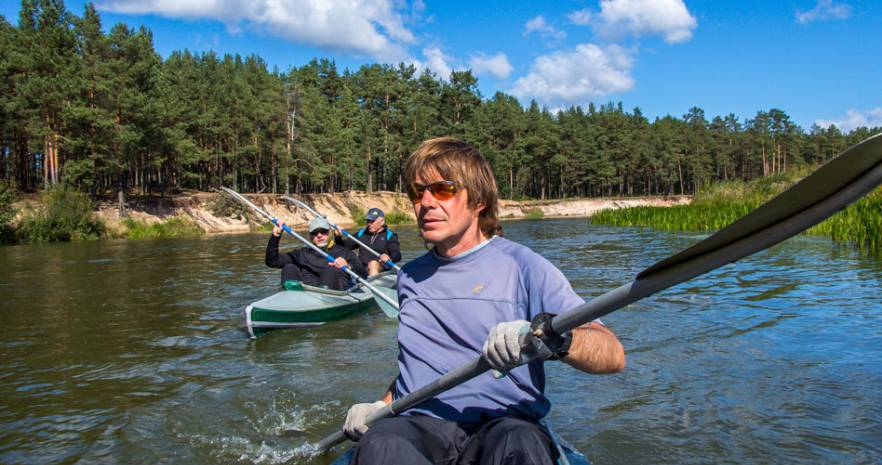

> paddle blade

[{"left": 372, "top": 286, "right": 400, "bottom": 318}]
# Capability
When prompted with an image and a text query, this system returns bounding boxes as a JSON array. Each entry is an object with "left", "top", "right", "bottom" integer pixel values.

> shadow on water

[{"left": 1, "top": 219, "right": 881, "bottom": 464}]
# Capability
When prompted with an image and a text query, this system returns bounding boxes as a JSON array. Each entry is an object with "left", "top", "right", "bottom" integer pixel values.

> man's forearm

[{"left": 562, "top": 322, "right": 626, "bottom": 374}]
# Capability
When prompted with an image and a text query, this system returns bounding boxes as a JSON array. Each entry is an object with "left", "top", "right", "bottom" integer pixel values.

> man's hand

[
  {"left": 331, "top": 257, "right": 349, "bottom": 269},
  {"left": 343, "top": 400, "right": 386, "bottom": 439},
  {"left": 273, "top": 221, "right": 287, "bottom": 237},
  {"left": 482, "top": 320, "right": 532, "bottom": 378},
  {"left": 378, "top": 253, "right": 390, "bottom": 263}
]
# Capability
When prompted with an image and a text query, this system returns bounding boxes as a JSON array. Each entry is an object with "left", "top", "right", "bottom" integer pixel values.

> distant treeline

[{"left": 1, "top": 0, "right": 879, "bottom": 200}]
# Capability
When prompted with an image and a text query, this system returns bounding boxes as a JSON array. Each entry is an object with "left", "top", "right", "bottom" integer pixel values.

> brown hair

[{"left": 404, "top": 137, "right": 499, "bottom": 238}]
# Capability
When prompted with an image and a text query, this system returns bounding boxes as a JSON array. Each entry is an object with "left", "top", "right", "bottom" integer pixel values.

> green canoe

[{"left": 245, "top": 272, "right": 397, "bottom": 338}]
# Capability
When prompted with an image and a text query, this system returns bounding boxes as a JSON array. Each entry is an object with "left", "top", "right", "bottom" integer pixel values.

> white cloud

[
  {"left": 419, "top": 47, "right": 453, "bottom": 79},
  {"left": 468, "top": 52, "right": 513, "bottom": 79},
  {"left": 816, "top": 108, "right": 882, "bottom": 132},
  {"left": 509, "top": 43, "right": 634, "bottom": 109},
  {"left": 96, "top": 0, "right": 416, "bottom": 61},
  {"left": 796, "top": 0, "right": 852, "bottom": 24},
  {"left": 592, "top": 0, "right": 697, "bottom": 44},
  {"left": 567, "top": 9, "right": 592, "bottom": 26},
  {"left": 524, "top": 15, "right": 566, "bottom": 41}
]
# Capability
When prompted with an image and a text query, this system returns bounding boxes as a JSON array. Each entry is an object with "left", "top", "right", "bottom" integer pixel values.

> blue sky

[{"left": 3, "top": 0, "right": 881, "bottom": 131}]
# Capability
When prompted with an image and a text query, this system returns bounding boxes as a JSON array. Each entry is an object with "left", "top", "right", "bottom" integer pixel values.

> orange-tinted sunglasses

[{"left": 407, "top": 180, "right": 458, "bottom": 203}]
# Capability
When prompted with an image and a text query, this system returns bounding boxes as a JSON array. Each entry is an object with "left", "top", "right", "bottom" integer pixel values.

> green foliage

[
  {"left": 16, "top": 187, "right": 104, "bottom": 243},
  {"left": 124, "top": 216, "right": 204, "bottom": 239},
  {"left": 0, "top": 182, "right": 17, "bottom": 244},
  {"left": 591, "top": 201, "right": 753, "bottom": 232},
  {"left": 349, "top": 205, "right": 366, "bottom": 227},
  {"left": 0, "top": 181, "right": 16, "bottom": 227},
  {"left": 251, "top": 222, "right": 274, "bottom": 232},
  {"left": 524, "top": 208, "right": 544, "bottom": 219},
  {"left": 384, "top": 210, "right": 413, "bottom": 225}
]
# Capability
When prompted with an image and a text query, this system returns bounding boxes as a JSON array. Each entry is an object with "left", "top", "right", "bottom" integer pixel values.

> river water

[{"left": 1, "top": 218, "right": 880, "bottom": 465}]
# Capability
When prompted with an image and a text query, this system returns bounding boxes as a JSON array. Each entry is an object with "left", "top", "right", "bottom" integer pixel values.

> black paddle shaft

[{"left": 316, "top": 133, "right": 882, "bottom": 454}]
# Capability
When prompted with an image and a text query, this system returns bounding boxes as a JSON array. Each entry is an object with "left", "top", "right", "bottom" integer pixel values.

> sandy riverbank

[{"left": 90, "top": 191, "right": 690, "bottom": 234}]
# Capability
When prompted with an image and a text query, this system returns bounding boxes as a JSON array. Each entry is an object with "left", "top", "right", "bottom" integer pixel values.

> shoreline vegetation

[
  {"left": 590, "top": 169, "right": 882, "bottom": 254},
  {"left": 0, "top": 186, "right": 688, "bottom": 244}
]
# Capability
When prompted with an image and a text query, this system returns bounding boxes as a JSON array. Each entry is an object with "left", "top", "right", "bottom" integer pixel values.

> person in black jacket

[
  {"left": 342, "top": 207, "right": 402, "bottom": 276},
  {"left": 265, "top": 217, "right": 367, "bottom": 290}
]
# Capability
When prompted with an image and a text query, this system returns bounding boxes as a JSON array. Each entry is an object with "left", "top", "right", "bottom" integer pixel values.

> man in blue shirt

[{"left": 343, "top": 137, "right": 626, "bottom": 465}]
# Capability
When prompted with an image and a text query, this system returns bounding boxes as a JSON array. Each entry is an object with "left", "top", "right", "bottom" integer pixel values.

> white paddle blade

[{"left": 372, "top": 286, "right": 400, "bottom": 318}]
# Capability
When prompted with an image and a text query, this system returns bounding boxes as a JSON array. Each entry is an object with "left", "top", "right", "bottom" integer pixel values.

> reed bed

[
  {"left": 591, "top": 171, "right": 882, "bottom": 253},
  {"left": 124, "top": 216, "right": 205, "bottom": 239}
]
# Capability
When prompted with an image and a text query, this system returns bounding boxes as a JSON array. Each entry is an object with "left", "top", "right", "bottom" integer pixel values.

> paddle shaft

[
  {"left": 218, "top": 188, "right": 399, "bottom": 310},
  {"left": 282, "top": 196, "right": 401, "bottom": 272},
  {"left": 316, "top": 140, "right": 882, "bottom": 453}
]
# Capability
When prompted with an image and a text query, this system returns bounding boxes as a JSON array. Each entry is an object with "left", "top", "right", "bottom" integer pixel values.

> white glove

[
  {"left": 482, "top": 320, "right": 532, "bottom": 378},
  {"left": 343, "top": 400, "right": 386, "bottom": 439}
]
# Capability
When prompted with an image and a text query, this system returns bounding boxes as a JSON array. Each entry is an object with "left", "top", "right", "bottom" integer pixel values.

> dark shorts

[{"left": 351, "top": 415, "right": 558, "bottom": 465}]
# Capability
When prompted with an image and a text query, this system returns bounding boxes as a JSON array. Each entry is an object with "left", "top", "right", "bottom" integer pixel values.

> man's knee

[
  {"left": 473, "top": 418, "right": 556, "bottom": 465},
  {"left": 281, "top": 263, "right": 302, "bottom": 284},
  {"left": 367, "top": 260, "right": 381, "bottom": 276},
  {"left": 351, "top": 419, "right": 423, "bottom": 464}
]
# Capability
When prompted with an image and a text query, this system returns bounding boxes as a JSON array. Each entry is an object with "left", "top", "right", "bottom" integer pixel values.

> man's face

[
  {"left": 310, "top": 229, "right": 329, "bottom": 247},
  {"left": 412, "top": 169, "right": 482, "bottom": 252},
  {"left": 367, "top": 216, "right": 385, "bottom": 234}
]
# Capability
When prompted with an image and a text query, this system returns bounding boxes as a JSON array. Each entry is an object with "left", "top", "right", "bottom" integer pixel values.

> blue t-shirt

[{"left": 394, "top": 236, "right": 585, "bottom": 424}]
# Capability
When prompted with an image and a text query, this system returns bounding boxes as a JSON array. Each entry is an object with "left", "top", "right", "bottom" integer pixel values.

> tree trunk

[
  {"left": 118, "top": 189, "right": 127, "bottom": 219},
  {"left": 367, "top": 145, "right": 373, "bottom": 193}
]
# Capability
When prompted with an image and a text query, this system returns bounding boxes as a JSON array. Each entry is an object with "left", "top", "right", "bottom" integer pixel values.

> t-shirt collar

[{"left": 432, "top": 235, "right": 497, "bottom": 262}]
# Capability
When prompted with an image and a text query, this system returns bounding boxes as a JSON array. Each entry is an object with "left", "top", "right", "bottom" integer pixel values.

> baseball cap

[
  {"left": 308, "top": 216, "right": 331, "bottom": 233},
  {"left": 365, "top": 208, "right": 385, "bottom": 221}
]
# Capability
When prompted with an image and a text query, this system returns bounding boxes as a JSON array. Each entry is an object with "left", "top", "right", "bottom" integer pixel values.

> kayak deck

[{"left": 245, "top": 272, "right": 397, "bottom": 338}]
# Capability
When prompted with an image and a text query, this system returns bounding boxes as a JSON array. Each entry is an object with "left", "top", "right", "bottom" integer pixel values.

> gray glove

[
  {"left": 482, "top": 320, "right": 533, "bottom": 378},
  {"left": 343, "top": 400, "right": 386, "bottom": 439}
]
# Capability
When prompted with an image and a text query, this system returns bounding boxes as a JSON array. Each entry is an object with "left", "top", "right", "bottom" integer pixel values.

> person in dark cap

[
  {"left": 265, "top": 216, "right": 366, "bottom": 290},
  {"left": 342, "top": 207, "right": 402, "bottom": 276}
]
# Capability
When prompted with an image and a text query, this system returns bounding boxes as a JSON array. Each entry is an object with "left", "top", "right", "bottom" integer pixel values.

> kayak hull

[{"left": 245, "top": 272, "right": 397, "bottom": 338}]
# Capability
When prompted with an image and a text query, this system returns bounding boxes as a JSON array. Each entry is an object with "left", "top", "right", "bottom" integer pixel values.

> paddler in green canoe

[
  {"left": 265, "top": 216, "right": 367, "bottom": 290},
  {"left": 342, "top": 137, "right": 626, "bottom": 464}
]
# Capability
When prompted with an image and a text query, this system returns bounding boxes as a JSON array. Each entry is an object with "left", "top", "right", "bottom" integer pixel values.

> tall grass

[
  {"left": 809, "top": 188, "right": 882, "bottom": 250},
  {"left": 349, "top": 205, "right": 366, "bottom": 226},
  {"left": 124, "top": 216, "right": 204, "bottom": 239},
  {"left": 16, "top": 187, "right": 104, "bottom": 243},
  {"left": 591, "top": 171, "right": 882, "bottom": 253},
  {"left": 384, "top": 210, "right": 413, "bottom": 225},
  {"left": 524, "top": 207, "right": 544, "bottom": 219}
]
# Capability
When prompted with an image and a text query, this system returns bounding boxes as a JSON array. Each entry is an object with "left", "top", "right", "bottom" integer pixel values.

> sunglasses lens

[
  {"left": 409, "top": 181, "right": 457, "bottom": 202},
  {"left": 432, "top": 183, "right": 456, "bottom": 200}
]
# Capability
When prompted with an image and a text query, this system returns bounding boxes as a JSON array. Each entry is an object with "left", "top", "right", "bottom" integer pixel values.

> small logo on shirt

[{"left": 472, "top": 283, "right": 484, "bottom": 294}]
